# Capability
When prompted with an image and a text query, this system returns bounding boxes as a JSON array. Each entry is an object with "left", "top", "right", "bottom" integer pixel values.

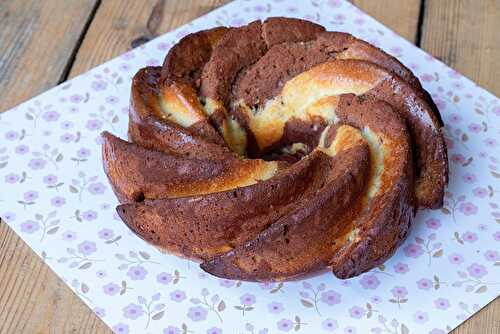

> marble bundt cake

[{"left": 102, "top": 17, "right": 448, "bottom": 281}]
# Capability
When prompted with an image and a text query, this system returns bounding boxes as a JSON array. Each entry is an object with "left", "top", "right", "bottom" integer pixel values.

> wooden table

[{"left": 0, "top": 1, "right": 498, "bottom": 333}]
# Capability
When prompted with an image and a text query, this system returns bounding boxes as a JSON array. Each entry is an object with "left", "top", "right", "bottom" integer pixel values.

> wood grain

[
  {"left": 0, "top": 1, "right": 499, "bottom": 333},
  {"left": 420, "top": 0, "right": 500, "bottom": 96},
  {"left": 69, "top": 0, "right": 230, "bottom": 77},
  {"left": 0, "top": 0, "right": 98, "bottom": 112}
]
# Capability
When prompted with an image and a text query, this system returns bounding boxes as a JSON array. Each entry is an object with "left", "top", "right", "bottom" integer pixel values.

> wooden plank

[
  {"left": 420, "top": 0, "right": 500, "bottom": 96},
  {"left": 351, "top": 0, "right": 422, "bottom": 43},
  {"left": 69, "top": 0, "right": 230, "bottom": 77},
  {"left": 421, "top": 1, "right": 500, "bottom": 333},
  {"left": 0, "top": 0, "right": 98, "bottom": 112}
]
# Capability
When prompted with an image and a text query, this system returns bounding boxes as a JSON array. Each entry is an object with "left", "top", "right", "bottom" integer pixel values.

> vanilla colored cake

[{"left": 102, "top": 17, "right": 448, "bottom": 281}]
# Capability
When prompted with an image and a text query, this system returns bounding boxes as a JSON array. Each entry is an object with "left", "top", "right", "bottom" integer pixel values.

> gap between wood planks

[
  {"left": 57, "top": 0, "right": 170, "bottom": 84},
  {"left": 415, "top": 0, "right": 426, "bottom": 46},
  {"left": 57, "top": 0, "right": 102, "bottom": 84}
]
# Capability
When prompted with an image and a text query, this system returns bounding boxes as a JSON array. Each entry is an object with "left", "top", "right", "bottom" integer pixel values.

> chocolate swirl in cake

[{"left": 102, "top": 17, "right": 448, "bottom": 281}]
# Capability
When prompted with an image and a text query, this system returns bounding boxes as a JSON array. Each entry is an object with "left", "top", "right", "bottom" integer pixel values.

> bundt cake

[{"left": 102, "top": 17, "right": 448, "bottom": 281}]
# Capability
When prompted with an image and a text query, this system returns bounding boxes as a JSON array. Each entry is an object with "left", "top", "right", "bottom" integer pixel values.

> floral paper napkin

[{"left": 1, "top": 1, "right": 499, "bottom": 333}]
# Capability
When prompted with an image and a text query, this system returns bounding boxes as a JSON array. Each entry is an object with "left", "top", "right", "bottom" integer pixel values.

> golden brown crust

[
  {"left": 366, "top": 75, "right": 447, "bottom": 208},
  {"left": 329, "top": 95, "right": 415, "bottom": 278},
  {"left": 200, "top": 21, "right": 267, "bottom": 104},
  {"left": 102, "top": 131, "right": 281, "bottom": 203},
  {"left": 130, "top": 66, "right": 224, "bottom": 151},
  {"left": 201, "top": 96, "right": 414, "bottom": 280},
  {"left": 161, "top": 26, "right": 229, "bottom": 87},
  {"left": 201, "top": 145, "right": 371, "bottom": 281},
  {"left": 102, "top": 17, "right": 448, "bottom": 282},
  {"left": 117, "top": 146, "right": 361, "bottom": 261},
  {"left": 262, "top": 17, "right": 325, "bottom": 46}
]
